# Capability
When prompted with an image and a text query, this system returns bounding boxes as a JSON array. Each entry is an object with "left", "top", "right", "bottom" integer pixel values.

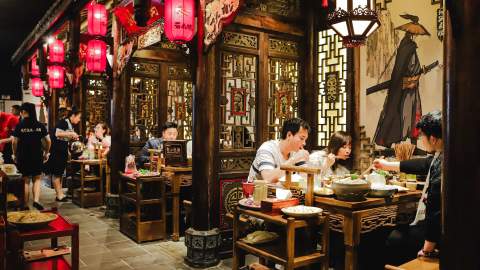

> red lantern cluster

[
  {"left": 30, "top": 78, "right": 44, "bottom": 97},
  {"left": 48, "top": 39, "right": 64, "bottom": 63},
  {"left": 164, "top": 0, "right": 195, "bottom": 44},
  {"left": 86, "top": 40, "right": 107, "bottom": 72},
  {"left": 86, "top": 3, "right": 108, "bottom": 73},
  {"left": 88, "top": 3, "right": 107, "bottom": 36},
  {"left": 48, "top": 65, "right": 64, "bottom": 89}
]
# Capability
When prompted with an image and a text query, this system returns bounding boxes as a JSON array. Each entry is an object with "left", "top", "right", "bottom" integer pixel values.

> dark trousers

[{"left": 385, "top": 223, "right": 425, "bottom": 266}]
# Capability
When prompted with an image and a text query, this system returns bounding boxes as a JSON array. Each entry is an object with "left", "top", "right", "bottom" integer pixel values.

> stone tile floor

[{"left": 22, "top": 183, "right": 239, "bottom": 270}]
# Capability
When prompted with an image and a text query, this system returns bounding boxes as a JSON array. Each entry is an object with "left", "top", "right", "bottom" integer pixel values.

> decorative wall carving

[
  {"left": 219, "top": 51, "right": 257, "bottom": 150},
  {"left": 268, "top": 57, "right": 299, "bottom": 139},
  {"left": 204, "top": 0, "right": 241, "bottom": 47},
  {"left": 167, "top": 65, "right": 193, "bottom": 139},
  {"left": 269, "top": 38, "right": 299, "bottom": 56},
  {"left": 245, "top": 0, "right": 301, "bottom": 18},
  {"left": 317, "top": 29, "right": 348, "bottom": 147},
  {"left": 219, "top": 178, "right": 244, "bottom": 229},
  {"left": 220, "top": 157, "right": 254, "bottom": 172},
  {"left": 360, "top": 205, "right": 398, "bottom": 233},
  {"left": 222, "top": 31, "right": 258, "bottom": 49},
  {"left": 328, "top": 213, "right": 344, "bottom": 233},
  {"left": 132, "top": 62, "right": 160, "bottom": 77}
]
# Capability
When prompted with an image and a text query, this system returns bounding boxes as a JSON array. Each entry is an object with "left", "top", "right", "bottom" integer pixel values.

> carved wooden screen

[
  {"left": 268, "top": 38, "right": 300, "bottom": 140},
  {"left": 166, "top": 65, "right": 193, "bottom": 140},
  {"left": 317, "top": 29, "right": 348, "bottom": 147},
  {"left": 220, "top": 51, "right": 257, "bottom": 151},
  {"left": 129, "top": 62, "right": 160, "bottom": 143},
  {"left": 84, "top": 75, "right": 108, "bottom": 131}
]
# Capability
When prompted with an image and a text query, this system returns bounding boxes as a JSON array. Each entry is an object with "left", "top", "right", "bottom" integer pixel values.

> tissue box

[{"left": 261, "top": 198, "right": 299, "bottom": 214}]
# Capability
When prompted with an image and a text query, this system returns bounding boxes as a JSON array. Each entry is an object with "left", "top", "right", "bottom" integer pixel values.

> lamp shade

[
  {"left": 88, "top": 3, "right": 108, "bottom": 36},
  {"left": 328, "top": 0, "right": 380, "bottom": 47},
  {"left": 31, "top": 78, "right": 44, "bottom": 97},
  {"left": 31, "top": 56, "right": 40, "bottom": 76},
  {"left": 48, "top": 39, "right": 64, "bottom": 63},
  {"left": 164, "top": 0, "right": 195, "bottom": 44},
  {"left": 86, "top": 39, "right": 107, "bottom": 72},
  {"left": 48, "top": 65, "right": 64, "bottom": 89}
]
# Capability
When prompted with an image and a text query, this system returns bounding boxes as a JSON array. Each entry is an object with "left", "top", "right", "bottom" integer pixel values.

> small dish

[{"left": 281, "top": 205, "right": 323, "bottom": 218}]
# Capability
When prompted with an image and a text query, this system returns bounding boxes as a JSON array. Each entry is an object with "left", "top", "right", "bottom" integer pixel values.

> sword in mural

[{"left": 366, "top": 60, "right": 439, "bottom": 95}]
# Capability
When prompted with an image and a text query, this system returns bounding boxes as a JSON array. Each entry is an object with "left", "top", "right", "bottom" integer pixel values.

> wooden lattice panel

[
  {"left": 317, "top": 29, "right": 348, "bottom": 147},
  {"left": 268, "top": 57, "right": 299, "bottom": 140},
  {"left": 85, "top": 76, "right": 108, "bottom": 131},
  {"left": 219, "top": 50, "right": 257, "bottom": 150},
  {"left": 167, "top": 65, "right": 193, "bottom": 140}
]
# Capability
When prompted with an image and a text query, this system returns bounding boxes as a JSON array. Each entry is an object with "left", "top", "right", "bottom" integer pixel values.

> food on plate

[
  {"left": 7, "top": 211, "right": 57, "bottom": 224},
  {"left": 241, "top": 231, "right": 278, "bottom": 244},
  {"left": 334, "top": 177, "right": 368, "bottom": 185},
  {"left": 314, "top": 187, "right": 334, "bottom": 196},
  {"left": 281, "top": 205, "right": 323, "bottom": 217}
]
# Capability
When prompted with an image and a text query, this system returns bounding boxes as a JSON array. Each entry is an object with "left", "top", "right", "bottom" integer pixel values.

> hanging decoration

[
  {"left": 164, "top": 0, "right": 195, "bottom": 43},
  {"left": 30, "top": 78, "right": 44, "bottom": 97},
  {"left": 48, "top": 39, "right": 64, "bottom": 63},
  {"left": 88, "top": 2, "right": 108, "bottom": 36},
  {"left": 86, "top": 39, "right": 107, "bottom": 72},
  {"left": 204, "top": 0, "right": 241, "bottom": 47},
  {"left": 31, "top": 56, "right": 40, "bottom": 76},
  {"left": 327, "top": 0, "right": 380, "bottom": 47},
  {"left": 48, "top": 65, "right": 64, "bottom": 89},
  {"left": 113, "top": 0, "right": 164, "bottom": 36}
]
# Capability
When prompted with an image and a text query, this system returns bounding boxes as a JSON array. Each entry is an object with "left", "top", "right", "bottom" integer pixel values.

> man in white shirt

[{"left": 248, "top": 118, "right": 310, "bottom": 183}]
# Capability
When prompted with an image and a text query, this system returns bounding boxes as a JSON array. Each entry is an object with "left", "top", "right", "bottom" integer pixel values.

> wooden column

[
  {"left": 69, "top": 13, "right": 82, "bottom": 132},
  {"left": 302, "top": 0, "right": 316, "bottom": 150},
  {"left": 191, "top": 44, "right": 218, "bottom": 231},
  {"left": 443, "top": 1, "right": 480, "bottom": 269}
]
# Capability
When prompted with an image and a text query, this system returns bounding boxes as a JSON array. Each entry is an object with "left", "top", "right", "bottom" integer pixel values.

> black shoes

[
  {"left": 33, "top": 202, "right": 44, "bottom": 210},
  {"left": 55, "top": 196, "right": 68, "bottom": 202}
]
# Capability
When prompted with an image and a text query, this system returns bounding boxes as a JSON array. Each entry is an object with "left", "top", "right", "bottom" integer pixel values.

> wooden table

[
  {"left": 7, "top": 208, "right": 79, "bottom": 270},
  {"left": 386, "top": 257, "right": 439, "bottom": 270},
  {"left": 314, "top": 191, "right": 422, "bottom": 270},
  {"left": 232, "top": 206, "right": 329, "bottom": 270},
  {"left": 161, "top": 165, "right": 192, "bottom": 241},
  {"left": 70, "top": 159, "right": 106, "bottom": 208}
]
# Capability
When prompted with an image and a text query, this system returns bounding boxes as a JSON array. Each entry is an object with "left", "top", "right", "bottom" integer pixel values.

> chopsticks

[{"left": 394, "top": 142, "right": 415, "bottom": 161}]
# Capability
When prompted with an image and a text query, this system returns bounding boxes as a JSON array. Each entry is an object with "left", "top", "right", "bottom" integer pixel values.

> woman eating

[{"left": 309, "top": 131, "right": 352, "bottom": 178}]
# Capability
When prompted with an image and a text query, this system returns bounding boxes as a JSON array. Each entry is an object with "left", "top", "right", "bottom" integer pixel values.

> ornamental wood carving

[{"left": 204, "top": 0, "right": 241, "bottom": 47}]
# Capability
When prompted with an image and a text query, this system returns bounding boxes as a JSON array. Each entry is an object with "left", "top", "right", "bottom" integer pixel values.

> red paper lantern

[
  {"left": 49, "top": 39, "right": 64, "bottom": 63},
  {"left": 88, "top": 3, "right": 107, "bottom": 36},
  {"left": 164, "top": 0, "right": 195, "bottom": 44},
  {"left": 31, "top": 56, "right": 40, "bottom": 76},
  {"left": 48, "top": 65, "right": 64, "bottom": 89},
  {"left": 31, "top": 78, "right": 44, "bottom": 97},
  {"left": 86, "top": 40, "right": 107, "bottom": 72}
]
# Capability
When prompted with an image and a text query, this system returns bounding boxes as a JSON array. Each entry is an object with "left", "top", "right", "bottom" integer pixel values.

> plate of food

[
  {"left": 238, "top": 198, "right": 261, "bottom": 210},
  {"left": 7, "top": 211, "right": 58, "bottom": 229},
  {"left": 281, "top": 205, "right": 323, "bottom": 218},
  {"left": 241, "top": 231, "right": 279, "bottom": 245}
]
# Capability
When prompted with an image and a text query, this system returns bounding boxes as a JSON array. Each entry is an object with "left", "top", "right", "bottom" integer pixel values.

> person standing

[
  {"left": 0, "top": 111, "right": 20, "bottom": 164},
  {"left": 44, "top": 108, "right": 81, "bottom": 202},
  {"left": 12, "top": 103, "right": 51, "bottom": 210}
]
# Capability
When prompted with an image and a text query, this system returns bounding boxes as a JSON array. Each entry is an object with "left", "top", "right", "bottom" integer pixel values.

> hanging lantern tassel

[{"left": 322, "top": 0, "right": 328, "bottom": 8}]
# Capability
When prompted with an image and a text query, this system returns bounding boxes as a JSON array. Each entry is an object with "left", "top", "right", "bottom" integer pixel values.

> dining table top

[{"left": 314, "top": 190, "right": 422, "bottom": 210}]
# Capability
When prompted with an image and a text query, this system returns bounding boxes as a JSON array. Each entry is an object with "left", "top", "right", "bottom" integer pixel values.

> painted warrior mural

[{"left": 367, "top": 14, "right": 438, "bottom": 147}]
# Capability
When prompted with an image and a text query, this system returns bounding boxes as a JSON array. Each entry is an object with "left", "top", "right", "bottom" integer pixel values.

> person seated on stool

[
  {"left": 374, "top": 111, "right": 443, "bottom": 265},
  {"left": 137, "top": 121, "right": 178, "bottom": 168}
]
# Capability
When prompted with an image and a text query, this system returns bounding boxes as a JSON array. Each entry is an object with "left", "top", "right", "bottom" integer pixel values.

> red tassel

[{"left": 322, "top": 0, "right": 328, "bottom": 8}]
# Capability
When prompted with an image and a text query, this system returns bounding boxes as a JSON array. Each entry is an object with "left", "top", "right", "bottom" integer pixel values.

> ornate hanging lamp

[
  {"left": 164, "top": 0, "right": 195, "bottom": 44},
  {"left": 48, "top": 65, "right": 64, "bottom": 89},
  {"left": 31, "top": 78, "right": 44, "bottom": 97},
  {"left": 328, "top": 0, "right": 380, "bottom": 47},
  {"left": 48, "top": 39, "right": 64, "bottom": 63},
  {"left": 86, "top": 39, "right": 107, "bottom": 72},
  {"left": 88, "top": 2, "right": 108, "bottom": 36}
]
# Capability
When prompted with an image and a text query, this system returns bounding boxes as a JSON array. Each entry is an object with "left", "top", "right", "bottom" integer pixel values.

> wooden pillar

[
  {"left": 443, "top": 1, "right": 480, "bottom": 269},
  {"left": 352, "top": 47, "right": 361, "bottom": 171},
  {"left": 69, "top": 13, "right": 82, "bottom": 133},
  {"left": 191, "top": 44, "right": 218, "bottom": 231},
  {"left": 302, "top": 0, "right": 316, "bottom": 150}
]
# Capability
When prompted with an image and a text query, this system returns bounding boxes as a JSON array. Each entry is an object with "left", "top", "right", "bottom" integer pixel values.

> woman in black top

[
  {"left": 12, "top": 103, "right": 51, "bottom": 210},
  {"left": 44, "top": 109, "right": 81, "bottom": 201},
  {"left": 374, "top": 111, "right": 442, "bottom": 264}
]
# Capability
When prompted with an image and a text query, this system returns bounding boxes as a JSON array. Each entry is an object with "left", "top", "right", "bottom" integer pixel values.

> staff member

[
  {"left": 248, "top": 118, "right": 310, "bottom": 183},
  {"left": 12, "top": 103, "right": 51, "bottom": 210},
  {"left": 374, "top": 111, "right": 442, "bottom": 264},
  {"left": 44, "top": 108, "right": 81, "bottom": 202}
]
